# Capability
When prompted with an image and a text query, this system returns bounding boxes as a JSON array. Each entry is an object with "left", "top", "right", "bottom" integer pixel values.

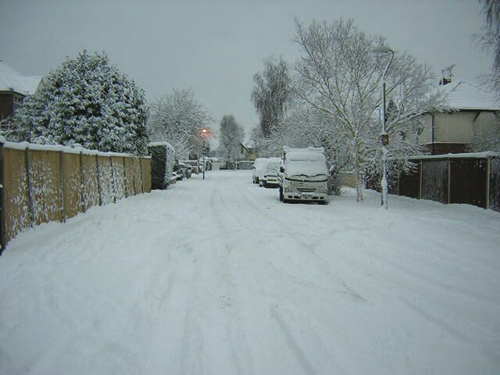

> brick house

[
  {"left": 420, "top": 80, "right": 499, "bottom": 154},
  {"left": 0, "top": 59, "right": 42, "bottom": 129}
]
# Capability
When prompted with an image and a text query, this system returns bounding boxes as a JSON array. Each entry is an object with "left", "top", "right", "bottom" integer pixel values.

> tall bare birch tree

[{"left": 293, "top": 18, "right": 443, "bottom": 202}]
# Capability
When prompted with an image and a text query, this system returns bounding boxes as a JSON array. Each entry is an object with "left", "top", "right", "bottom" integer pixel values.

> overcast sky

[{"left": 0, "top": 0, "right": 493, "bottom": 139}]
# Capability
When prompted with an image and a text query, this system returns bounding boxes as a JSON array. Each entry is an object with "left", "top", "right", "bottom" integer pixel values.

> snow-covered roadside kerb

[{"left": 0, "top": 138, "right": 151, "bottom": 253}]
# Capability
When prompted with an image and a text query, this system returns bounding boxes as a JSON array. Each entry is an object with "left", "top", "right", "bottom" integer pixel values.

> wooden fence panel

[
  {"left": 124, "top": 157, "right": 135, "bottom": 197},
  {"left": 450, "top": 159, "right": 487, "bottom": 208},
  {"left": 97, "top": 156, "right": 114, "bottom": 205},
  {"left": 111, "top": 156, "right": 126, "bottom": 201},
  {"left": 62, "top": 152, "right": 82, "bottom": 220},
  {"left": 142, "top": 158, "right": 151, "bottom": 193},
  {"left": 0, "top": 141, "right": 152, "bottom": 250},
  {"left": 81, "top": 154, "right": 99, "bottom": 210},
  {"left": 490, "top": 158, "right": 500, "bottom": 212},
  {"left": 132, "top": 158, "right": 143, "bottom": 194},
  {"left": 422, "top": 160, "right": 448, "bottom": 204},
  {"left": 30, "top": 150, "right": 63, "bottom": 225},
  {"left": 3, "top": 148, "right": 30, "bottom": 244},
  {"left": 398, "top": 163, "right": 421, "bottom": 199}
]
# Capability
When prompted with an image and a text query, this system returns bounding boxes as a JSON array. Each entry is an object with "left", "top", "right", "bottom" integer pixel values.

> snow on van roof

[
  {"left": 286, "top": 151, "right": 326, "bottom": 162},
  {"left": 284, "top": 146, "right": 325, "bottom": 153}
]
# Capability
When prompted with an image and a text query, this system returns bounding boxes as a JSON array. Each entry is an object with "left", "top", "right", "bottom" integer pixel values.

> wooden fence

[
  {"left": 394, "top": 152, "right": 500, "bottom": 211},
  {"left": 0, "top": 139, "right": 151, "bottom": 253}
]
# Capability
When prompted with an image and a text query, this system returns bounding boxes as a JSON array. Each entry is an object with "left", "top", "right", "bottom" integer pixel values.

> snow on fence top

[
  {"left": 408, "top": 151, "right": 500, "bottom": 160},
  {"left": 0, "top": 138, "right": 150, "bottom": 158}
]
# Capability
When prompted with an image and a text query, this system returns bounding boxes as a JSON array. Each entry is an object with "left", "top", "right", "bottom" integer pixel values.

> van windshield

[{"left": 285, "top": 152, "right": 327, "bottom": 176}]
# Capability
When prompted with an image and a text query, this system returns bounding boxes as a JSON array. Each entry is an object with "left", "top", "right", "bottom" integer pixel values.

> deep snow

[{"left": 0, "top": 170, "right": 499, "bottom": 374}]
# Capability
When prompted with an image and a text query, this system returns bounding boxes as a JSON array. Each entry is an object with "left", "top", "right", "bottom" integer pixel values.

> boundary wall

[
  {"left": 0, "top": 139, "right": 151, "bottom": 254},
  {"left": 395, "top": 152, "right": 500, "bottom": 211}
]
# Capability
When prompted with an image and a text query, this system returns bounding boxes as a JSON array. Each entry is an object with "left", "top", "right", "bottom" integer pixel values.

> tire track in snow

[
  {"left": 269, "top": 303, "right": 345, "bottom": 375},
  {"left": 207, "top": 187, "right": 256, "bottom": 375},
  {"left": 240, "top": 185, "right": 365, "bottom": 302}
]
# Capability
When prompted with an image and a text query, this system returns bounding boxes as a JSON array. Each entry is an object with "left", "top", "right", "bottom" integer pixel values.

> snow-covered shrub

[{"left": 12, "top": 51, "right": 148, "bottom": 155}]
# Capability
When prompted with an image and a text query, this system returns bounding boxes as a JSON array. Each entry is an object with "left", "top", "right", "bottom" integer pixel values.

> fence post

[
  {"left": 139, "top": 157, "right": 144, "bottom": 194},
  {"left": 96, "top": 154, "right": 103, "bottom": 206},
  {"left": 486, "top": 157, "right": 491, "bottom": 210},
  {"left": 418, "top": 160, "right": 423, "bottom": 199},
  {"left": 0, "top": 139, "right": 5, "bottom": 255},
  {"left": 59, "top": 150, "right": 66, "bottom": 223},
  {"left": 79, "top": 151, "right": 86, "bottom": 213},
  {"left": 123, "top": 157, "right": 128, "bottom": 198},
  {"left": 110, "top": 156, "right": 116, "bottom": 203},
  {"left": 25, "top": 147, "right": 35, "bottom": 227},
  {"left": 447, "top": 158, "right": 451, "bottom": 205}
]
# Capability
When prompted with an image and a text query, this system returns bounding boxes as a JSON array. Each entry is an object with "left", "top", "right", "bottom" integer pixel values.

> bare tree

[
  {"left": 474, "top": 0, "right": 500, "bottom": 90},
  {"left": 293, "top": 18, "right": 444, "bottom": 202},
  {"left": 251, "top": 57, "right": 291, "bottom": 138},
  {"left": 219, "top": 114, "right": 245, "bottom": 165},
  {"left": 148, "top": 88, "right": 213, "bottom": 159}
]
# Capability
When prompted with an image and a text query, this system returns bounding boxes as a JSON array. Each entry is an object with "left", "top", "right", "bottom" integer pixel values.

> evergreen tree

[{"left": 13, "top": 51, "right": 149, "bottom": 155}]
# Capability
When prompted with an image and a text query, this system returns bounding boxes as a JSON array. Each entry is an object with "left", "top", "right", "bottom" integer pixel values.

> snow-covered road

[{"left": 1, "top": 170, "right": 500, "bottom": 374}]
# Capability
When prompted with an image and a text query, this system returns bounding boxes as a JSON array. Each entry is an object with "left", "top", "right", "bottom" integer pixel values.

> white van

[{"left": 278, "top": 147, "right": 328, "bottom": 203}]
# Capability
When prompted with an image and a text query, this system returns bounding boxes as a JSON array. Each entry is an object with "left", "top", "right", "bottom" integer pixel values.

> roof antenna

[{"left": 439, "top": 64, "right": 455, "bottom": 86}]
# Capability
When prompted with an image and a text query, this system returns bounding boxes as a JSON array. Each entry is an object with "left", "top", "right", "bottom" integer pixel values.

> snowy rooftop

[
  {"left": 0, "top": 59, "right": 42, "bottom": 95},
  {"left": 440, "top": 80, "right": 499, "bottom": 111}
]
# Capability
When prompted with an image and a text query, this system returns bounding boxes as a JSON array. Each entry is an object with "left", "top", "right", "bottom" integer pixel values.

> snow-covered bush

[{"left": 12, "top": 51, "right": 149, "bottom": 155}]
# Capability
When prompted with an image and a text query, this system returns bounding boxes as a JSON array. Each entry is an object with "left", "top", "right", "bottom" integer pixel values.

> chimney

[{"left": 440, "top": 65, "right": 455, "bottom": 86}]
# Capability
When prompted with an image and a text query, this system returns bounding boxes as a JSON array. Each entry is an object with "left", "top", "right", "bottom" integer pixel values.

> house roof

[
  {"left": 0, "top": 59, "right": 42, "bottom": 95},
  {"left": 440, "top": 80, "right": 499, "bottom": 111}
]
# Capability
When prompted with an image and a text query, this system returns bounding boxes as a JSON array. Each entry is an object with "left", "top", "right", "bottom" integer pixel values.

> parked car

[
  {"left": 176, "top": 162, "right": 192, "bottom": 179},
  {"left": 261, "top": 159, "right": 281, "bottom": 188},
  {"left": 253, "top": 157, "right": 281, "bottom": 187},
  {"left": 183, "top": 160, "right": 199, "bottom": 174},
  {"left": 252, "top": 158, "right": 268, "bottom": 184}
]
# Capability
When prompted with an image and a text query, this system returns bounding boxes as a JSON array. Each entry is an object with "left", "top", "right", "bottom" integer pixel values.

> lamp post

[
  {"left": 200, "top": 128, "right": 210, "bottom": 180},
  {"left": 372, "top": 45, "right": 394, "bottom": 210}
]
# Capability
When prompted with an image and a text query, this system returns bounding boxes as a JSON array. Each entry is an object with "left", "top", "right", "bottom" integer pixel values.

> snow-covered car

[
  {"left": 183, "top": 160, "right": 200, "bottom": 174},
  {"left": 252, "top": 157, "right": 281, "bottom": 185},
  {"left": 176, "top": 162, "right": 192, "bottom": 179},
  {"left": 252, "top": 158, "right": 268, "bottom": 184},
  {"left": 260, "top": 158, "right": 281, "bottom": 188}
]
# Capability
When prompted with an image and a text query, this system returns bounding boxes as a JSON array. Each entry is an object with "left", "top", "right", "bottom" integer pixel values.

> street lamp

[
  {"left": 200, "top": 128, "right": 210, "bottom": 180},
  {"left": 373, "top": 45, "right": 394, "bottom": 210}
]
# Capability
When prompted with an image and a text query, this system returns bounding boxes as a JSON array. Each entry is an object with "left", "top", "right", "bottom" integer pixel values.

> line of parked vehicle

[
  {"left": 252, "top": 147, "right": 329, "bottom": 204},
  {"left": 173, "top": 160, "right": 205, "bottom": 181},
  {"left": 252, "top": 157, "right": 281, "bottom": 188}
]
